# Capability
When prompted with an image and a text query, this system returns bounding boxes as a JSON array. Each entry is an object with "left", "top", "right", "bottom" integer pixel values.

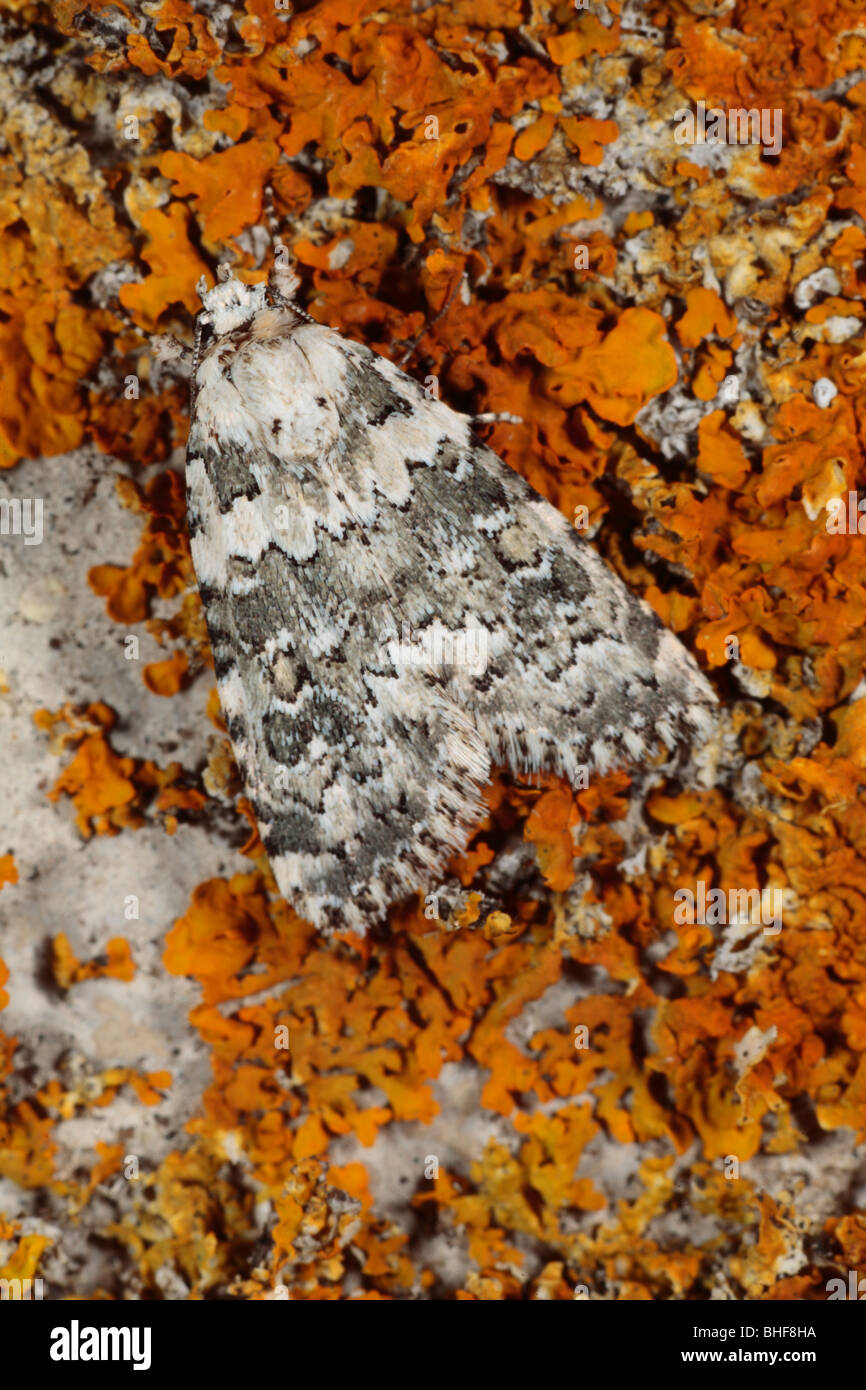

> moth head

[{"left": 195, "top": 272, "right": 269, "bottom": 338}]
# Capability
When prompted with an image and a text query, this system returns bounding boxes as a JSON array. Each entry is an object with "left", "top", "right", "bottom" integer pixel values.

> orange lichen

[
  {"left": 143, "top": 651, "right": 189, "bottom": 697},
  {"left": 160, "top": 140, "right": 281, "bottom": 245},
  {"left": 0, "top": 1231, "right": 52, "bottom": 1285},
  {"left": 560, "top": 116, "right": 619, "bottom": 167},
  {"left": 524, "top": 787, "right": 581, "bottom": 891},
  {"left": 51, "top": 935, "right": 136, "bottom": 990},
  {"left": 38, "top": 1068, "right": 171, "bottom": 1121},
  {"left": 88, "top": 472, "right": 195, "bottom": 626},
  {"left": 34, "top": 701, "right": 209, "bottom": 838},
  {"left": 7, "top": 0, "right": 866, "bottom": 1302},
  {"left": 677, "top": 287, "right": 738, "bottom": 348}
]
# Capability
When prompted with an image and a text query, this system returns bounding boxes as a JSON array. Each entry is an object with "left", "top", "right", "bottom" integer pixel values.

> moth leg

[
  {"left": 470, "top": 411, "right": 524, "bottom": 426},
  {"left": 151, "top": 334, "right": 192, "bottom": 367},
  {"left": 421, "top": 880, "right": 502, "bottom": 931},
  {"left": 421, "top": 836, "right": 548, "bottom": 931},
  {"left": 100, "top": 295, "right": 192, "bottom": 394},
  {"left": 396, "top": 272, "right": 466, "bottom": 367}
]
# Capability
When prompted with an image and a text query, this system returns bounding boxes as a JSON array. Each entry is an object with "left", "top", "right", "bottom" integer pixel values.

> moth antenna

[
  {"left": 190, "top": 311, "right": 212, "bottom": 401},
  {"left": 263, "top": 182, "right": 310, "bottom": 314},
  {"left": 397, "top": 271, "right": 466, "bottom": 367},
  {"left": 262, "top": 182, "right": 282, "bottom": 248},
  {"left": 107, "top": 296, "right": 150, "bottom": 347}
]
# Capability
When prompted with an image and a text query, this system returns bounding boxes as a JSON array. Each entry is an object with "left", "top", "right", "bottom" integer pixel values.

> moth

[{"left": 184, "top": 261, "right": 716, "bottom": 933}]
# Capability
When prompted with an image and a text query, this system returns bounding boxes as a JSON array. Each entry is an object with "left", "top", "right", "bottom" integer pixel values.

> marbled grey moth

[{"left": 185, "top": 263, "right": 716, "bottom": 933}]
